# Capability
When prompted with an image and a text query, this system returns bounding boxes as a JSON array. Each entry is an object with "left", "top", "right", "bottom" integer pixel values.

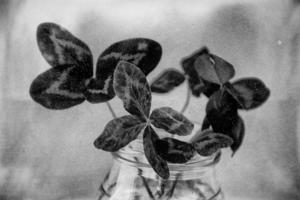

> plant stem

[
  {"left": 98, "top": 173, "right": 110, "bottom": 200},
  {"left": 134, "top": 157, "right": 155, "bottom": 199},
  {"left": 166, "top": 174, "right": 180, "bottom": 199},
  {"left": 106, "top": 102, "right": 117, "bottom": 119},
  {"left": 207, "top": 188, "right": 222, "bottom": 200},
  {"left": 198, "top": 180, "right": 215, "bottom": 197},
  {"left": 98, "top": 171, "right": 117, "bottom": 200},
  {"left": 186, "top": 180, "right": 205, "bottom": 199},
  {"left": 140, "top": 174, "right": 155, "bottom": 200},
  {"left": 155, "top": 178, "right": 167, "bottom": 198},
  {"left": 180, "top": 82, "right": 191, "bottom": 114}
]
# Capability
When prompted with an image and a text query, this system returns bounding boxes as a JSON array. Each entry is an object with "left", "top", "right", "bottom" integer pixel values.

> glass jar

[{"left": 97, "top": 138, "right": 224, "bottom": 200}]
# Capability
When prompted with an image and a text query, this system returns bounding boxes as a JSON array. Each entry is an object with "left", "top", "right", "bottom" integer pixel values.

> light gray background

[{"left": 0, "top": 0, "right": 300, "bottom": 199}]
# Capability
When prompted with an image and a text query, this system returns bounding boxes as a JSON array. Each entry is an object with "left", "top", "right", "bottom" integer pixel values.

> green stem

[
  {"left": 180, "top": 82, "right": 191, "bottom": 114},
  {"left": 106, "top": 102, "right": 117, "bottom": 119}
]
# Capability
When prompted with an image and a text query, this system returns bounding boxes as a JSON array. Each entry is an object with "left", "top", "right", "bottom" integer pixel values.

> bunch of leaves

[
  {"left": 30, "top": 22, "right": 162, "bottom": 109},
  {"left": 150, "top": 47, "right": 270, "bottom": 155},
  {"left": 29, "top": 22, "right": 270, "bottom": 179},
  {"left": 93, "top": 61, "right": 233, "bottom": 179}
]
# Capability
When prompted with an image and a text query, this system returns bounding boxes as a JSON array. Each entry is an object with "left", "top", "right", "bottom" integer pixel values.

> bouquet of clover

[{"left": 30, "top": 22, "right": 270, "bottom": 199}]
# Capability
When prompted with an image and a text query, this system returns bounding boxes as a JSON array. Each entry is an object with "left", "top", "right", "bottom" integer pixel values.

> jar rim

[
  {"left": 111, "top": 130, "right": 222, "bottom": 180},
  {"left": 112, "top": 149, "right": 221, "bottom": 171}
]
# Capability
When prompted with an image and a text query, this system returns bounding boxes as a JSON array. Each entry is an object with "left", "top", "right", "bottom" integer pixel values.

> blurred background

[{"left": 0, "top": 0, "right": 300, "bottom": 199}]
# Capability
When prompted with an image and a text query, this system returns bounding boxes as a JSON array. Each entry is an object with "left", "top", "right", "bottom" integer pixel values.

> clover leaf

[
  {"left": 191, "top": 129, "right": 233, "bottom": 157},
  {"left": 93, "top": 115, "right": 145, "bottom": 151},
  {"left": 30, "top": 22, "right": 162, "bottom": 109},
  {"left": 154, "top": 129, "right": 233, "bottom": 163},
  {"left": 155, "top": 137, "right": 195, "bottom": 163},
  {"left": 150, "top": 69, "right": 185, "bottom": 93},
  {"left": 94, "top": 61, "right": 194, "bottom": 179},
  {"left": 203, "top": 90, "right": 247, "bottom": 155},
  {"left": 150, "top": 107, "right": 194, "bottom": 136},
  {"left": 224, "top": 78, "right": 270, "bottom": 110},
  {"left": 143, "top": 126, "right": 170, "bottom": 179},
  {"left": 194, "top": 53, "right": 235, "bottom": 85}
]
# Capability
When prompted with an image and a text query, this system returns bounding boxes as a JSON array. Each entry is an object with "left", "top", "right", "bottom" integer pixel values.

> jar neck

[{"left": 112, "top": 138, "right": 221, "bottom": 180}]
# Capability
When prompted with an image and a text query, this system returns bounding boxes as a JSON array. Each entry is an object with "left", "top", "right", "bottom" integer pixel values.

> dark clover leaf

[
  {"left": 143, "top": 126, "right": 169, "bottom": 179},
  {"left": 181, "top": 47, "right": 220, "bottom": 97},
  {"left": 228, "top": 115, "right": 245, "bottom": 156},
  {"left": 191, "top": 130, "right": 233, "bottom": 157},
  {"left": 36, "top": 22, "right": 93, "bottom": 77},
  {"left": 150, "top": 107, "right": 194, "bottom": 136},
  {"left": 155, "top": 137, "right": 195, "bottom": 163},
  {"left": 206, "top": 94, "right": 238, "bottom": 137},
  {"left": 195, "top": 53, "right": 235, "bottom": 85},
  {"left": 98, "top": 38, "right": 161, "bottom": 76},
  {"left": 205, "top": 114, "right": 245, "bottom": 156},
  {"left": 32, "top": 22, "right": 94, "bottom": 109},
  {"left": 113, "top": 61, "right": 152, "bottom": 119},
  {"left": 225, "top": 78, "right": 270, "bottom": 110},
  {"left": 205, "top": 91, "right": 245, "bottom": 155},
  {"left": 150, "top": 69, "right": 185, "bottom": 93},
  {"left": 30, "top": 65, "right": 86, "bottom": 109},
  {"left": 206, "top": 90, "right": 238, "bottom": 124},
  {"left": 94, "top": 115, "right": 145, "bottom": 152},
  {"left": 87, "top": 38, "right": 162, "bottom": 103}
]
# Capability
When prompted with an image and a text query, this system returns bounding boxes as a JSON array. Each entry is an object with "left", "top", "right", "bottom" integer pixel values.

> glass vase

[{"left": 97, "top": 138, "right": 224, "bottom": 200}]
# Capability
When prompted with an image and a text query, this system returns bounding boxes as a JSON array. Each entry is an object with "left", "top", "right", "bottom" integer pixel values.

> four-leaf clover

[
  {"left": 150, "top": 47, "right": 270, "bottom": 155},
  {"left": 94, "top": 61, "right": 194, "bottom": 179},
  {"left": 30, "top": 22, "right": 162, "bottom": 109}
]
